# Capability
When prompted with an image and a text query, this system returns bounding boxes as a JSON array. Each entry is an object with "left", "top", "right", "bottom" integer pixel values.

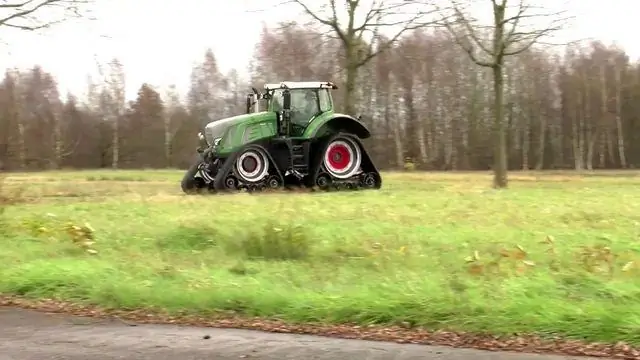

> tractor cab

[{"left": 246, "top": 81, "right": 337, "bottom": 137}]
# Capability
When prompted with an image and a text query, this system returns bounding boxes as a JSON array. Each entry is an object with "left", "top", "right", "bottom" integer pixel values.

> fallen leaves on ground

[{"left": 1, "top": 295, "right": 637, "bottom": 359}]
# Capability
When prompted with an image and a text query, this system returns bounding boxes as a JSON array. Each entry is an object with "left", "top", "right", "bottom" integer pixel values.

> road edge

[{"left": 0, "top": 295, "right": 634, "bottom": 359}]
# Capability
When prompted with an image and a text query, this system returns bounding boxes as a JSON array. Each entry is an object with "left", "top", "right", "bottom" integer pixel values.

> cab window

[
  {"left": 270, "top": 92, "right": 282, "bottom": 112},
  {"left": 270, "top": 89, "right": 320, "bottom": 124},
  {"left": 318, "top": 89, "right": 331, "bottom": 112}
]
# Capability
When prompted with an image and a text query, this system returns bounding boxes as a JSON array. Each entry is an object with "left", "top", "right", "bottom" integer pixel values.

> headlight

[{"left": 213, "top": 138, "right": 222, "bottom": 146}]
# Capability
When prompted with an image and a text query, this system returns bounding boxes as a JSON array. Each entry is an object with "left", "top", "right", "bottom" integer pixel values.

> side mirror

[
  {"left": 246, "top": 94, "right": 252, "bottom": 114},
  {"left": 283, "top": 89, "right": 291, "bottom": 110}
]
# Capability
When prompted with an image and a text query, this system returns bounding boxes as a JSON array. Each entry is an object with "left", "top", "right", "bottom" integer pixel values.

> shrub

[
  {"left": 156, "top": 225, "right": 217, "bottom": 251},
  {"left": 18, "top": 213, "right": 98, "bottom": 255},
  {"left": 239, "top": 222, "right": 311, "bottom": 261}
]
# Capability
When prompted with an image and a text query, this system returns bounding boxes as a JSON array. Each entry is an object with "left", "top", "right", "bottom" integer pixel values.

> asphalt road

[{"left": 0, "top": 307, "right": 604, "bottom": 360}]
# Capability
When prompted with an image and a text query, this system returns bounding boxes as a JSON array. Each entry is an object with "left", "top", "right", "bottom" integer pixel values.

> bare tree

[
  {"left": 105, "top": 59, "right": 126, "bottom": 169},
  {"left": 95, "top": 58, "right": 126, "bottom": 169},
  {"left": 188, "top": 49, "right": 226, "bottom": 125},
  {"left": 163, "top": 84, "right": 180, "bottom": 167},
  {"left": 438, "top": 0, "right": 568, "bottom": 188},
  {"left": 611, "top": 55, "right": 627, "bottom": 168},
  {"left": 6, "top": 18, "right": 640, "bottom": 172},
  {"left": 128, "top": 83, "right": 165, "bottom": 168},
  {"left": 284, "top": 0, "right": 440, "bottom": 115},
  {"left": 0, "top": 0, "right": 91, "bottom": 31}
]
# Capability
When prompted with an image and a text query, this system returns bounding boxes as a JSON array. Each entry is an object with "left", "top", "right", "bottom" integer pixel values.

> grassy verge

[{"left": 1, "top": 170, "right": 640, "bottom": 345}]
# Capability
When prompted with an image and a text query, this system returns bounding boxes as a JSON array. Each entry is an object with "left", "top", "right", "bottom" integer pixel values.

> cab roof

[{"left": 264, "top": 81, "right": 338, "bottom": 90}]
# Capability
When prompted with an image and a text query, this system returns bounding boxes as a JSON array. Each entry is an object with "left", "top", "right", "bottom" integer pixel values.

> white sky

[{"left": 0, "top": 0, "right": 635, "bottom": 101}]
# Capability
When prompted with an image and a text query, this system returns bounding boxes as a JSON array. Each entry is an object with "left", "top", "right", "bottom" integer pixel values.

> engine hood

[{"left": 203, "top": 113, "right": 252, "bottom": 145}]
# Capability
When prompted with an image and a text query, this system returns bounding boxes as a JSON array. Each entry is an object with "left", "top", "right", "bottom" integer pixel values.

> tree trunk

[
  {"left": 111, "top": 116, "right": 119, "bottom": 169},
  {"left": 17, "top": 122, "right": 26, "bottom": 169},
  {"left": 402, "top": 82, "right": 419, "bottom": 165},
  {"left": 492, "top": 64, "right": 507, "bottom": 188},
  {"left": 598, "top": 131, "right": 605, "bottom": 168},
  {"left": 415, "top": 94, "right": 428, "bottom": 166},
  {"left": 586, "top": 130, "right": 596, "bottom": 170},
  {"left": 426, "top": 82, "right": 436, "bottom": 165},
  {"left": 52, "top": 115, "right": 63, "bottom": 169},
  {"left": 534, "top": 114, "right": 546, "bottom": 170},
  {"left": 164, "top": 115, "right": 172, "bottom": 167},
  {"left": 343, "top": 61, "right": 357, "bottom": 115},
  {"left": 388, "top": 89, "right": 404, "bottom": 168},
  {"left": 535, "top": 97, "right": 547, "bottom": 169},
  {"left": 584, "top": 83, "right": 594, "bottom": 171},
  {"left": 598, "top": 64, "right": 607, "bottom": 169},
  {"left": 578, "top": 115, "right": 586, "bottom": 170},
  {"left": 571, "top": 101, "right": 583, "bottom": 170},
  {"left": 606, "top": 131, "right": 615, "bottom": 166},
  {"left": 614, "top": 65, "right": 627, "bottom": 167},
  {"left": 522, "top": 112, "right": 530, "bottom": 171}
]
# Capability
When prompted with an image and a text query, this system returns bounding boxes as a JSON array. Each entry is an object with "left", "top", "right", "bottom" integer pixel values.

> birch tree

[
  {"left": 95, "top": 58, "right": 126, "bottom": 169},
  {"left": 612, "top": 56, "right": 626, "bottom": 168},
  {"left": 163, "top": 84, "right": 180, "bottom": 167}
]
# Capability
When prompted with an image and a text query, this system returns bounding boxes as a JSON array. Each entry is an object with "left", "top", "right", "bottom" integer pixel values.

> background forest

[{"left": 0, "top": 24, "right": 636, "bottom": 172}]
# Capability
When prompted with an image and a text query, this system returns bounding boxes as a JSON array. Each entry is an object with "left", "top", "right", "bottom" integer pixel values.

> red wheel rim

[
  {"left": 327, "top": 144, "right": 351, "bottom": 170},
  {"left": 242, "top": 156, "right": 257, "bottom": 172}
]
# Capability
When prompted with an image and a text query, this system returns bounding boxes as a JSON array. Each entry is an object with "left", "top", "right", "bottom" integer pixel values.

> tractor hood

[{"left": 203, "top": 113, "right": 253, "bottom": 145}]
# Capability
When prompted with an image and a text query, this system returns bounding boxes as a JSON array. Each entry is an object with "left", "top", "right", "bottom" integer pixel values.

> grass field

[{"left": 1, "top": 170, "right": 640, "bottom": 345}]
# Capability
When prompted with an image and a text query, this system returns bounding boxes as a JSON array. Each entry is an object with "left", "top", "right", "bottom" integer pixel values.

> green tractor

[{"left": 181, "top": 81, "right": 382, "bottom": 194}]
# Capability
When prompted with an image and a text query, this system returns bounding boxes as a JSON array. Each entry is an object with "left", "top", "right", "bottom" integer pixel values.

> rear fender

[{"left": 309, "top": 114, "right": 371, "bottom": 139}]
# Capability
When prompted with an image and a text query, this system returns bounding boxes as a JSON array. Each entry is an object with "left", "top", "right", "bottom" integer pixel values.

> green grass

[{"left": 1, "top": 170, "right": 640, "bottom": 344}]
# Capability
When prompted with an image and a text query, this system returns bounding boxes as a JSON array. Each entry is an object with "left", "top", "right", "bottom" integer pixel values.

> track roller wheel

[
  {"left": 316, "top": 174, "right": 331, "bottom": 190},
  {"left": 224, "top": 176, "right": 238, "bottom": 190},
  {"left": 362, "top": 172, "right": 377, "bottom": 189},
  {"left": 266, "top": 175, "right": 281, "bottom": 190}
]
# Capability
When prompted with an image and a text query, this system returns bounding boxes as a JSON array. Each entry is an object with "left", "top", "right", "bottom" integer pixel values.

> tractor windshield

[{"left": 270, "top": 88, "right": 323, "bottom": 134}]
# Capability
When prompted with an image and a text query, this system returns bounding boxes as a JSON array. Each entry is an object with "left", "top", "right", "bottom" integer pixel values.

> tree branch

[
  {"left": 449, "top": 4, "right": 495, "bottom": 58},
  {"left": 437, "top": 4, "right": 494, "bottom": 67},
  {"left": 501, "top": 0, "right": 569, "bottom": 56},
  {"left": 439, "top": 0, "right": 570, "bottom": 66},
  {"left": 287, "top": 0, "right": 444, "bottom": 68},
  {"left": 0, "top": 0, "right": 90, "bottom": 31},
  {"left": 287, "top": 0, "right": 347, "bottom": 44},
  {"left": 356, "top": 4, "right": 443, "bottom": 67},
  {"left": 503, "top": 26, "right": 563, "bottom": 56}
]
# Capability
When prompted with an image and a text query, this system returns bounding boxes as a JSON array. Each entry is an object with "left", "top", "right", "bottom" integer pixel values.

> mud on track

[{"left": 0, "top": 307, "right": 602, "bottom": 360}]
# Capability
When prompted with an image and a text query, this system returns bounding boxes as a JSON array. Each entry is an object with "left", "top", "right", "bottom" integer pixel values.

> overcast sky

[{"left": 0, "top": 0, "right": 635, "bottom": 101}]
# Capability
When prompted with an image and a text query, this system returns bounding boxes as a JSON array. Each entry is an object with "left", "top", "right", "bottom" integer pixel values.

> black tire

[{"left": 181, "top": 154, "right": 206, "bottom": 194}]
